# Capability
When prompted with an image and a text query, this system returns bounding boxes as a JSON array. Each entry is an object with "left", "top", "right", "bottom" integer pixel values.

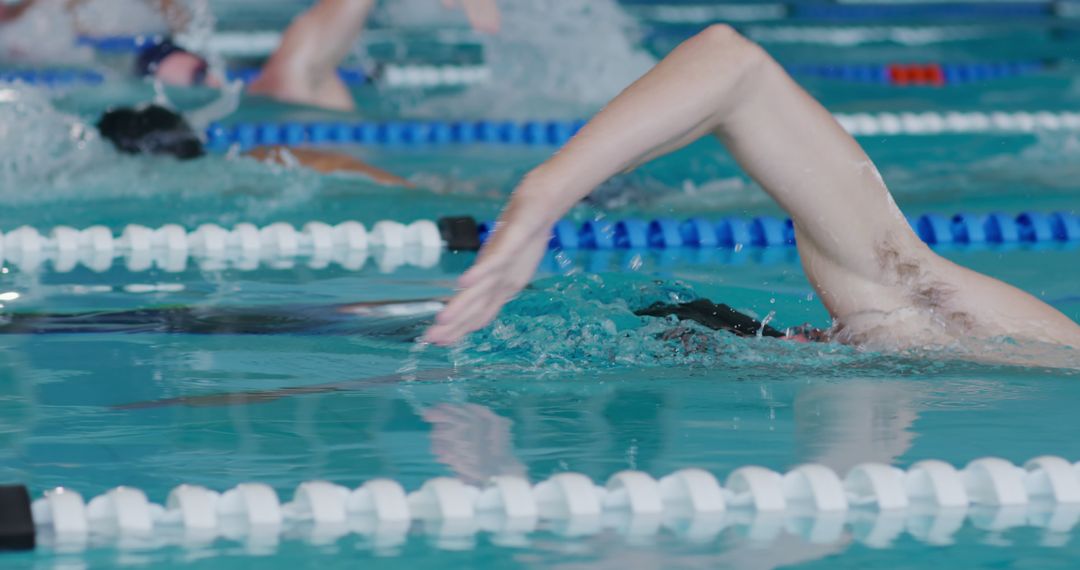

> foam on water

[
  {"left": 68, "top": 0, "right": 173, "bottom": 36},
  {"left": 382, "top": 0, "right": 656, "bottom": 118},
  {"left": 0, "top": 0, "right": 91, "bottom": 64},
  {"left": 0, "top": 85, "right": 344, "bottom": 225},
  {"left": 0, "top": 0, "right": 174, "bottom": 65},
  {"left": 459, "top": 274, "right": 847, "bottom": 370},
  {"left": 0, "top": 84, "right": 106, "bottom": 188},
  {"left": 454, "top": 273, "right": 1080, "bottom": 373}
]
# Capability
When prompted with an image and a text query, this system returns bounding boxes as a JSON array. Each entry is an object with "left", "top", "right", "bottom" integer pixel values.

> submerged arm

[
  {"left": 426, "top": 25, "right": 1080, "bottom": 348},
  {"left": 246, "top": 146, "right": 414, "bottom": 186}
]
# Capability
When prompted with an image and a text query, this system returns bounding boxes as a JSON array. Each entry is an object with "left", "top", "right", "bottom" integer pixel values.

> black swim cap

[{"left": 96, "top": 104, "right": 205, "bottom": 160}]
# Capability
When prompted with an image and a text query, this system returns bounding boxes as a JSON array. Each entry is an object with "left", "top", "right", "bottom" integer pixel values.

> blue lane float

[
  {"left": 207, "top": 109, "right": 1080, "bottom": 150},
  {"left": 789, "top": 2, "right": 1052, "bottom": 22},
  {"left": 0, "top": 69, "right": 105, "bottom": 87},
  {"left": 0, "top": 59, "right": 1048, "bottom": 90},
  {"left": 784, "top": 61, "right": 1047, "bottom": 86},
  {"left": 225, "top": 67, "right": 368, "bottom": 86},
  {"left": 448, "top": 212, "right": 1080, "bottom": 252},
  {"left": 76, "top": 34, "right": 161, "bottom": 53},
  {"left": 205, "top": 119, "right": 587, "bottom": 150},
  {"left": 75, "top": 1, "right": 1066, "bottom": 54}
]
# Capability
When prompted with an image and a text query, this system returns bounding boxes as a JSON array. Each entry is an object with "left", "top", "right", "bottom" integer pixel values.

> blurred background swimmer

[
  {"left": 95, "top": 102, "right": 412, "bottom": 184},
  {"left": 0, "top": 0, "right": 189, "bottom": 63},
  {"left": 135, "top": 0, "right": 500, "bottom": 109},
  {"left": 1, "top": 0, "right": 500, "bottom": 110}
]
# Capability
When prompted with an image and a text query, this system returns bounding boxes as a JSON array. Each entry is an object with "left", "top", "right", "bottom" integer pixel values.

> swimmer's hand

[
  {"left": 442, "top": 0, "right": 501, "bottom": 34},
  {"left": 424, "top": 191, "right": 551, "bottom": 345}
]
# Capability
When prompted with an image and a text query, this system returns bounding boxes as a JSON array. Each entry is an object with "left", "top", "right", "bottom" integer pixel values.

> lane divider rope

[
  {"left": 740, "top": 24, "right": 1057, "bottom": 45},
  {"left": 0, "top": 220, "right": 443, "bottom": 274},
  {"left": 785, "top": 60, "right": 1048, "bottom": 86},
  {"left": 631, "top": 2, "right": 1071, "bottom": 23},
  {"left": 0, "top": 212, "right": 1074, "bottom": 273},
  {"left": 496, "top": 211, "right": 1080, "bottom": 250},
  {"left": 7, "top": 456, "right": 1080, "bottom": 553},
  {"left": 4, "top": 60, "right": 1040, "bottom": 90},
  {"left": 790, "top": 2, "right": 1060, "bottom": 22},
  {"left": 0, "top": 63, "right": 490, "bottom": 90},
  {"left": 74, "top": 0, "right": 1076, "bottom": 54},
  {"left": 224, "top": 64, "right": 491, "bottom": 88},
  {"left": 77, "top": 28, "right": 483, "bottom": 57},
  {"left": 0, "top": 69, "right": 105, "bottom": 88},
  {"left": 205, "top": 111, "right": 1080, "bottom": 149}
]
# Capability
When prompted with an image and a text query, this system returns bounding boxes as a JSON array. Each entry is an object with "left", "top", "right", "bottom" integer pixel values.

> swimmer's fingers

[
  {"left": 425, "top": 255, "right": 529, "bottom": 345},
  {"left": 425, "top": 204, "right": 551, "bottom": 345},
  {"left": 425, "top": 277, "right": 508, "bottom": 344}
]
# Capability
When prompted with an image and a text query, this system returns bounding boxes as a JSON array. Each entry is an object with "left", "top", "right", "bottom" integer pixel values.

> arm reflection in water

[
  {"left": 103, "top": 309, "right": 924, "bottom": 566},
  {"left": 422, "top": 403, "right": 526, "bottom": 485},
  {"left": 528, "top": 380, "right": 917, "bottom": 570},
  {"left": 116, "top": 365, "right": 926, "bottom": 566}
]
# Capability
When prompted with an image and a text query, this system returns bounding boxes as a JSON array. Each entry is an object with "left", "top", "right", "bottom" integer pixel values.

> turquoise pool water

[{"left": 2, "top": 2, "right": 1080, "bottom": 568}]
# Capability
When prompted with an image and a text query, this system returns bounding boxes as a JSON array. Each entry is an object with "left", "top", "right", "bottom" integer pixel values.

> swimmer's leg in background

[
  {"left": 247, "top": 0, "right": 375, "bottom": 111},
  {"left": 247, "top": 0, "right": 503, "bottom": 111}
]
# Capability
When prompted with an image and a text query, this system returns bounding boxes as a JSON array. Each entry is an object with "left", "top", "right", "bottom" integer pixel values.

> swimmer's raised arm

[
  {"left": 248, "top": 0, "right": 376, "bottom": 111},
  {"left": 249, "top": 0, "right": 500, "bottom": 111},
  {"left": 443, "top": 0, "right": 501, "bottom": 34},
  {"left": 425, "top": 25, "right": 1080, "bottom": 349}
]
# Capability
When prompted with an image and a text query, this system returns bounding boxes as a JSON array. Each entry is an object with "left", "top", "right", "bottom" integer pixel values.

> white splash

[
  {"left": 381, "top": 0, "right": 656, "bottom": 118},
  {"left": 0, "top": 0, "right": 92, "bottom": 64},
  {"left": 0, "top": 84, "right": 107, "bottom": 190}
]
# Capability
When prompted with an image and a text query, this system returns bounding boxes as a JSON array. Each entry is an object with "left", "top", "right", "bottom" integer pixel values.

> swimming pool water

[{"left": 1, "top": 2, "right": 1080, "bottom": 568}]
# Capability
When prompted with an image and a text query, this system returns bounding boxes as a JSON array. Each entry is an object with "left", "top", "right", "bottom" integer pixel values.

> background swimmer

[
  {"left": 95, "top": 103, "right": 412, "bottom": 185},
  {"left": 137, "top": 0, "right": 500, "bottom": 109}
]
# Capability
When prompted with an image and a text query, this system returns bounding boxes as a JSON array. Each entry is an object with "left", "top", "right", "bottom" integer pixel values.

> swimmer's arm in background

[
  {"left": 0, "top": 0, "right": 34, "bottom": 22},
  {"left": 248, "top": 0, "right": 376, "bottom": 111},
  {"left": 426, "top": 24, "right": 1080, "bottom": 347},
  {"left": 247, "top": 0, "right": 500, "bottom": 111},
  {"left": 442, "top": 0, "right": 502, "bottom": 34},
  {"left": 245, "top": 146, "right": 414, "bottom": 187}
]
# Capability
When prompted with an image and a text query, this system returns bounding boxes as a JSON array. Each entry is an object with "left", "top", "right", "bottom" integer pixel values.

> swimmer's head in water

[
  {"left": 135, "top": 39, "right": 210, "bottom": 86},
  {"left": 96, "top": 104, "right": 205, "bottom": 160}
]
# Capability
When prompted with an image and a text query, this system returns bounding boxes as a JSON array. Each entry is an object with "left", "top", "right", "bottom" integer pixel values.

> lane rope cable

[
  {"left": 7, "top": 455, "right": 1080, "bottom": 553},
  {"left": 0, "top": 211, "right": 1075, "bottom": 272}
]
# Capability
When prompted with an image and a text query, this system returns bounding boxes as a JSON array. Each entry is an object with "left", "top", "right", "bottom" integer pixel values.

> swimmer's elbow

[
  {"left": 692, "top": 24, "right": 744, "bottom": 48},
  {"left": 686, "top": 24, "right": 769, "bottom": 78},
  {"left": 678, "top": 25, "right": 773, "bottom": 96}
]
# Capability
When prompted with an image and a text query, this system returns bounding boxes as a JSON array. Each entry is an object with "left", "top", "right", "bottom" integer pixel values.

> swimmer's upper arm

[
  {"left": 647, "top": 28, "right": 1079, "bottom": 340},
  {"left": 713, "top": 37, "right": 917, "bottom": 260},
  {"left": 532, "top": 25, "right": 918, "bottom": 316},
  {"left": 700, "top": 30, "right": 925, "bottom": 316}
]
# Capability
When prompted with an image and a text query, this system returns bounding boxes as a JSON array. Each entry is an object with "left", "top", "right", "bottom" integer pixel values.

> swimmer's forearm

[
  {"left": 516, "top": 26, "right": 762, "bottom": 219},
  {"left": 519, "top": 26, "right": 914, "bottom": 276}
]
